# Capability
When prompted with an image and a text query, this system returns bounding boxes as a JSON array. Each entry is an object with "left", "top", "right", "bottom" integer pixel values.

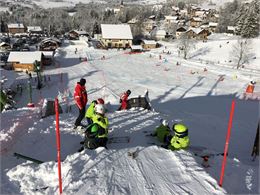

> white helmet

[
  {"left": 161, "top": 119, "right": 169, "bottom": 127},
  {"left": 95, "top": 104, "right": 105, "bottom": 115}
]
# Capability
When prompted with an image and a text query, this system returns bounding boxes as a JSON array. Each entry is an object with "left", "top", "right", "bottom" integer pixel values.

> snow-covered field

[{"left": 0, "top": 34, "right": 259, "bottom": 194}]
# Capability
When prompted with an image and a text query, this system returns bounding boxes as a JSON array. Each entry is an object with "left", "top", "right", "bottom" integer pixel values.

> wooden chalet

[
  {"left": 7, "top": 51, "right": 43, "bottom": 72},
  {"left": 190, "top": 17, "right": 203, "bottom": 27},
  {"left": 39, "top": 38, "right": 61, "bottom": 51},
  {"left": 141, "top": 40, "right": 157, "bottom": 50},
  {"left": 7, "top": 23, "right": 25, "bottom": 34},
  {"left": 186, "top": 28, "right": 209, "bottom": 40}
]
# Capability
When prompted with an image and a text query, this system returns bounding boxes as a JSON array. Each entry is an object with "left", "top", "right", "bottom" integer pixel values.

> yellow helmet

[{"left": 173, "top": 123, "right": 188, "bottom": 137}]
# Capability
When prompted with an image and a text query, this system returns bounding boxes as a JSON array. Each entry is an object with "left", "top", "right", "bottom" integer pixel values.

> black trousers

[{"left": 75, "top": 107, "right": 86, "bottom": 126}]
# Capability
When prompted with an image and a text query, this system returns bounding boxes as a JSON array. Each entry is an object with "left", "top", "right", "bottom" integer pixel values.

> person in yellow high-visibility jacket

[
  {"left": 162, "top": 123, "right": 190, "bottom": 151},
  {"left": 85, "top": 98, "right": 104, "bottom": 125}
]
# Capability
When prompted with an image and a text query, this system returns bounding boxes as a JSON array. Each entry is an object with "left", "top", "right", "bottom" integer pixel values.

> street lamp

[{"left": 34, "top": 60, "right": 42, "bottom": 90}]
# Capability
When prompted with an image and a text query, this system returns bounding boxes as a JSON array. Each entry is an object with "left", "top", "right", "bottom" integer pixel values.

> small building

[
  {"left": 141, "top": 40, "right": 157, "bottom": 50},
  {"left": 27, "top": 26, "right": 42, "bottom": 34},
  {"left": 7, "top": 51, "right": 43, "bottom": 72},
  {"left": 150, "top": 29, "right": 166, "bottom": 41},
  {"left": 227, "top": 26, "right": 236, "bottom": 34},
  {"left": 209, "top": 22, "right": 218, "bottom": 32},
  {"left": 42, "top": 51, "right": 54, "bottom": 66},
  {"left": 100, "top": 24, "right": 133, "bottom": 49},
  {"left": 0, "top": 42, "right": 11, "bottom": 51},
  {"left": 210, "top": 14, "right": 219, "bottom": 23},
  {"left": 190, "top": 17, "right": 203, "bottom": 27},
  {"left": 176, "top": 27, "right": 187, "bottom": 39},
  {"left": 186, "top": 28, "right": 209, "bottom": 40},
  {"left": 143, "top": 19, "right": 156, "bottom": 32},
  {"left": 8, "top": 23, "right": 25, "bottom": 34},
  {"left": 68, "top": 30, "right": 89, "bottom": 40},
  {"left": 130, "top": 45, "right": 143, "bottom": 52},
  {"left": 39, "top": 38, "right": 61, "bottom": 51},
  {"left": 164, "top": 16, "right": 179, "bottom": 25}
]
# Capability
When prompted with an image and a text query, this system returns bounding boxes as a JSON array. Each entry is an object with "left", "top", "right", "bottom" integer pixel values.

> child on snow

[
  {"left": 152, "top": 120, "right": 190, "bottom": 151},
  {"left": 151, "top": 119, "right": 172, "bottom": 143}
]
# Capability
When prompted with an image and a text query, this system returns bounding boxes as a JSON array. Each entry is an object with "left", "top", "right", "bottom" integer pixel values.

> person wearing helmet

[
  {"left": 92, "top": 104, "right": 109, "bottom": 132},
  {"left": 151, "top": 119, "right": 172, "bottom": 143},
  {"left": 73, "top": 78, "right": 88, "bottom": 129},
  {"left": 165, "top": 123, "right": 190, "bottom": 150},
  {"left": 118, "top": 89, "right": 131, "bottom": 110},
  {"left": 85, "top": 98, "right": 104, "bottom": 125},
  {"left": 80, "top": 123, "right": 108, "bottom": 150}
]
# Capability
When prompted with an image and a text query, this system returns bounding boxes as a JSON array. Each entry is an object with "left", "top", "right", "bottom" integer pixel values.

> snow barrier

[{"left": 127, "top": 96, "right": 151, "bottom": 110}]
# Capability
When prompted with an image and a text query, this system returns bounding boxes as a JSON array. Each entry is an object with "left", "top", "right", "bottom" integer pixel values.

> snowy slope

[{"left": 1, "top": 35, "right": 260, "bottom": 194}]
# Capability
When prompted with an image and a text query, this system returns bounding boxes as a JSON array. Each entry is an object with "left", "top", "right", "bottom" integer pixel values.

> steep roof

[
  {"left": 27, "top": 26, "right": 42, "bottom": 32},
  {"left": 7, "top": 51, "right": 42, "bottom": 64},
  {"left": 8, "top": 23, "right": 24, "bottom": 29},
  {"left": 101, "top": 24, "right": 133, "bottom": 40},
  {"left": 142, "top": 40, "right": 156, "bottom": 45}
]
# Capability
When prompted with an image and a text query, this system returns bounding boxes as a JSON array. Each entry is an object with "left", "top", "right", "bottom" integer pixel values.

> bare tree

[
  {"left": 178, "top": 33, "right": 196, "bottom": 59},
  {"left": 231, "top": 39, "right": 252, "bottom": 69}
]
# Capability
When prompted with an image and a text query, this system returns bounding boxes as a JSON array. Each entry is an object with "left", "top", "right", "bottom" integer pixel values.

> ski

[
  {"left": 108, "top": 136, "right": 130, "bottom": 144},
  {"left": 33, "top": 186, "right": 49, "bottom": 191},
  {"left": 14, "top": 152, "right": 44, "bottom": 164},
  {"left": 194, "top": 152, "right": 225, "bottom": 158}
]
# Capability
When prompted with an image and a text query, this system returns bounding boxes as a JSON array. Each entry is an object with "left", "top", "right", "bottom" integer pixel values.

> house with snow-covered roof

[
  {"left": 164, "top": 16, "right": 179, "bottom": 25},
  {"left": 176, "top": 27, "right": 187, "bottom": 39},
  {"left": 141, "top": 40, "right": 157, "bottom": 50},
  {"left": 150, "top": 28, "right": 166, "bottom": 41},
  {"left": 0, "top": 42, "right": 11, "bottom": 51},
  {"left": 27, "top": 26, "right": 42, "bottom": 34},
  {"left": 190, "top": 17, "right": 203, "bottom": 27},
  {"left": 8, "top": 23, "right": 25, "bottom": 34},
  {"left": 186, "top": 28, "right": 209, "bottom": 41},
  {"left": 100, "top": 24, "right": 133, "bottom": 49},
  {"left": 69, "top": 30, "right": 89, "bottom": 40},
  {"left": 143, "top": 19, "right": 156, "bottom": 32},
  {"left": 7, "top": 51, "right": 43, "bottom": 72},
  {"left": 209, "top": 22, "right": 218, "bottom": 32},
  {"left": 227, "top": 26, "right": 237, "bottom": 34}
]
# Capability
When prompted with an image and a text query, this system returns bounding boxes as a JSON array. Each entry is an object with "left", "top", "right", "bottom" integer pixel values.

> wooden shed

[
  {"left": 7, "top": 51, "right": 43, "bottom": 72},
  {"left": 141, "top": 40, "right": 157, "bottom": 50}
]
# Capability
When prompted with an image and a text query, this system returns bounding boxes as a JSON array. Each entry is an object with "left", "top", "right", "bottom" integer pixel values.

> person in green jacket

[
  {"left": 79, "top": 104, "right": 109, "bottom": 151},
  {"left": 0, "top": 90, "right": 7, "bottom": 112},
  {"left": 92, "top": 104, "right": 109, "bottom": 136},
  {"left": 162, "top": 123, "right": 190, "bottom": 151},
  {"left": 82, "top": 123, "right": 108, "bottom": 150},
  {"left": 151, "top": 119, "right": 172, "bottom": 143},
  {"left": 85, "top": 98, "right": 104, "bottom": 125}
]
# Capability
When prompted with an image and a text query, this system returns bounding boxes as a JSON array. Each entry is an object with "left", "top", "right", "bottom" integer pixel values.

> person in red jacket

[
  {"left": 118, "top": 89, "right": 131, "bottom": 110},
  {"left": 74, "top": 78, "right": 88, "bottom": 129}
]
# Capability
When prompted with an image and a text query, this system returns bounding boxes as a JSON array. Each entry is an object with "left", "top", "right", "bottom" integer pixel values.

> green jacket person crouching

[
  {"left": 167, "top": 123, "right": 190, "bottom": 150},
  {"left": 84, "top": 123, "right": 108, "bottom": 149},
  {"left": 151, "top": 120, "right": 171, "bottom": 143}
]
